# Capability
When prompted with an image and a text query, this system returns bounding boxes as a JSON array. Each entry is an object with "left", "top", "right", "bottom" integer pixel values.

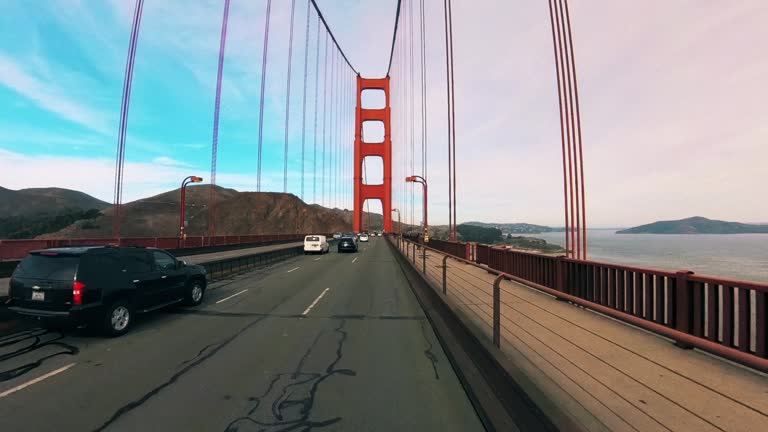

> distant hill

[
  {"left": 0, "top": 186, "right": 109, "bottom": 238},
  {"left": 457, "top": 224, "right": 502, "bottom": 244},
  {"left": 617, "top": 216, "right": 768, "bottom": 234},
  {"left": 0, "top": 186, "right": 109, "bottom": 217},
  {"left": 39, "top": 185, "right": 384, "bottom": 239},
  {"left": 464, "top": 221, "right": 559, "bottom": 234}
]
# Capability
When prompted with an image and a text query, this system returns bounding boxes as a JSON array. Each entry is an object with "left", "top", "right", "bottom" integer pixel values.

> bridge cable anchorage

[
  {"left": 309, "top": 0, "right": 358, "bottom": 74},
  {"left": 256, "top": 0, "right": 273, "bottom": 192},
  {"left": 209, "top": 0, "right": 231, "bottom": 239},
  {"left": 321, "top": 31, "right": 329, "bottom": 206},
  {"left": 299, "top": 0, "right": 311, "bottom": 201},
  {"left": 312, "top": 14, "right": 321, "bottom": 203},
  {"left": 113, "top": 0, "right": 144, "bottom": 238},
  {"left": 564, "top": 0, "right": 588, "bottom": 258},
  {"left": 283, "top": 0, "right": 297, "bottom": 194}
]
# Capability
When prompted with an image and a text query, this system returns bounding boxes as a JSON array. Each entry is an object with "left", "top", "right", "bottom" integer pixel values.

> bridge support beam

[{"left": 354, "top": 76, "right": 392, "bottom": 233}]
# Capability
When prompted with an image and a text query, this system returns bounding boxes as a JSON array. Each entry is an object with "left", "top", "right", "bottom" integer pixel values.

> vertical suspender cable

[
  {"left": 558, "top": 0, "right": 579, "bottom": 259},
  {"left": 328, "top": 48, "right": 336, "bottom": 208},
  {"left": 334, "top": 49, "right": 340, "bottom": 208},
  {"left": 321, "top": 33, "right": 329, "bottom": 206},
  {"left": 442, "top": 0, "right": 453, "bottom": 239},
  {"left": 283, "top": 0, "right": 297, "bottom": 193},
  {"left": 209, "top": 0, "right": 231, "bottom": 239},
  {"left": 564, "top": 0, "right": 587, "bottom": 258},
  {"left": 547, "top": 0, "right": 570, "bottom": 257},
  {"left": 331, "top": 47, "right": 337, "bottom": 208},
  {"left": 419, "top": 0, "right": 427, "bottom": 182},
  {"left": 554, "top": 1, "right": 576, "bottom": 258},
  {"left": 313, "top": 15, "right": 321, "bottom": 203},
  {"left": 299, "top": 0, "right": 311, "bottom": 201},
  {"left": 112, "top": 0, "right": 144, "bottom": 238},
  {"left": 408, "top": 0, "right": 415, "bottom": 228},
  {"left": 256, "top": 0, "right": 273, "bottom": 192},
  {"left": 447, "top": 0, "right": 458, "bottom": 240}
]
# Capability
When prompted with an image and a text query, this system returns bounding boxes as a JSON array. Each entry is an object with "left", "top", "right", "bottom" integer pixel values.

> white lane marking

[
  {"left": 352, "top": 257, "right": 358, "bottom": 263},
  {"left": 0, "top": 363, "right": 76, "bottom": 399},
  {"left": 302, "top": 288, "right": 330, "bottom": 316},
  {"left": 313, "top": 257, "right": 321, "bottom": 261},
  {"left": 216, "top": 289, "right": 248, "bottom": 304},
  {"left": 287, "top": 267, "right": 300, "bottom": 273}
]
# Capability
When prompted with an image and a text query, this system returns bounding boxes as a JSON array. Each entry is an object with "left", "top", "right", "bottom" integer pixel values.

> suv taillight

[{"left": 73, "top": 281, "right": 85, "bottom": 305}]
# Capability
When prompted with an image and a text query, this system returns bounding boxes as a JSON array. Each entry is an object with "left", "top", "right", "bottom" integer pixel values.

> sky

[{"left": 0, "top": 1, "right": 766, "bottom": 227}]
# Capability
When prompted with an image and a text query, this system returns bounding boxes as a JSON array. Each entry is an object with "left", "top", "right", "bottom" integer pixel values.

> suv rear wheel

[
  {"left": 103, "top": 300, "right": 132, "bottom": 337},
  {"left": 185, "top": 280, "right": 205, "bottom": 306}
]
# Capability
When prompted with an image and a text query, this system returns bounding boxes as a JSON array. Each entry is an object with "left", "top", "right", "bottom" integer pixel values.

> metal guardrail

[
  {"left": 200, "top": 245, "right": 304, "bottom": 281},
  {"left": 398, "top": 237, "right": 768, "bottom": 373},
  {"left": 0, "top": 234, "right": 316, "bottom": 262}
]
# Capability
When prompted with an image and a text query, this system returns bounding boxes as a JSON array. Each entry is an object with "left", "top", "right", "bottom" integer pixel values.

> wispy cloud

[
  {"left": 0, "top": 149, "right": 289, "bottom": 203},
  {"left": 152, "top": 156, "right": 193, "bottom": 167},
  {"left": 0, "top": 53, "right": 112, "bottom": 135}
]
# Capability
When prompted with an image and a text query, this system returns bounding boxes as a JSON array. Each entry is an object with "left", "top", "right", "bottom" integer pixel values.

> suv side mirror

[{"left": 177, "top": 260, "right": 186, "bottom": 269}]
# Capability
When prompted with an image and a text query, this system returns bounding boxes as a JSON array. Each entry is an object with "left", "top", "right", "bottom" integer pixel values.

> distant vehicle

[
  {"left": 344, "top": 232, "right": 358, "bottom": 242},
  {"left": 332, "top": 233, "right": 342, "bottom": 239},
  {"left": 376, "top": 231, "right": 383, "bottom": 237},
  {"left": 359, "top": 233, "right": 370, "bottom": 242},
  {"left": 8, "top": 246, "right": 207, "bottom": 336},
  {"left": 304, "top": 235, "right": 330, "bottom": 254},
  {"left": 337, "top": 236, "right": 358, "bottom": 253}
]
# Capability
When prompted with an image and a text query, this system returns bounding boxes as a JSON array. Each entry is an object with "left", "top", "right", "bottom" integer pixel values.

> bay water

[{"left": 527, "top": 229, "right": 768, "bottom": 283}]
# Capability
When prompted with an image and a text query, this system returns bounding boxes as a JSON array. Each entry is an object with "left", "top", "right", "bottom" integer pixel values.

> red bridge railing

[
  {"left": 428, "top": 239, "right": 470, "bottom": 260},
  {"left": 0, "top": 234, "right": 309, "bottom": 261},
  {"left": 429, "top": 239, "right": 768, "bottom": 368}
]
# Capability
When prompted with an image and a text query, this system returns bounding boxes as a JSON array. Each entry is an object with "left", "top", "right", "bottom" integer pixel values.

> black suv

[{"left": 8, "top": 246, "right": 207, "bottom": 336}]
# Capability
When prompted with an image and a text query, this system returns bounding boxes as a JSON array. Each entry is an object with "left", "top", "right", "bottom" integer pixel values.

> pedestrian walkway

[{"left": 399, "top": 241, "right": 768, "bottom": 432}]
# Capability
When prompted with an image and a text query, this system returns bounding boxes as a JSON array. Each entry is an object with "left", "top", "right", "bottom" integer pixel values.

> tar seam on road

[
  {"left": 0, "top": 362, "right": 75, "bottom": 398},
  {"left": 224, "top": 319, "right": 355, "bottom": 431},
  {"left": 302, "top": 288, "right": 330, "bottom": 316},
  {"left": 216, "top": 289, "right": 248, "bottom": 304},
  {"left": 93, "top": 284, "right": 309, "bottom": 432},
  {"left": 1, "top": 330, "right": 79, "bottom": 383},
  {"left": 287, "top": 267, "right": 300, "bottom": 273}
]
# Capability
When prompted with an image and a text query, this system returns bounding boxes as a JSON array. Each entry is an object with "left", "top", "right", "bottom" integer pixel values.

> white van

[{"left": 304, "top": 235, "right": 329, "bottom": 254}]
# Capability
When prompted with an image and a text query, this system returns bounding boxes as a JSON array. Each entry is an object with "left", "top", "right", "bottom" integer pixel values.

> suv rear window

[
  {"left": 15, "top": 254, "right": 79, "bottom": 280},
  {"left": 305, "top": 236, "right": 320, "bottom": 242}
]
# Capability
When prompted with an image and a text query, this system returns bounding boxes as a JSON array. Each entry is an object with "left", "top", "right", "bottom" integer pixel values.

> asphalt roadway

[{"left": 0, "top": 236, "right": 484, "bottom": 431}]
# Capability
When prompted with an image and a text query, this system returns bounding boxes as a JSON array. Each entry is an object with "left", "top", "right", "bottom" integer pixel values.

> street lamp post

[
  {"left": 180, "top": 176, "right": 203, "bottom": 239},
  {"left": 405, "top": 175, "right": 428, "bottom": 242}
]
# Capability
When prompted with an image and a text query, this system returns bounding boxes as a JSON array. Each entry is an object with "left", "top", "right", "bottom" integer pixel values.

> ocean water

[{"left": 526, "top": 229, "right": 768, "bottom": 283}]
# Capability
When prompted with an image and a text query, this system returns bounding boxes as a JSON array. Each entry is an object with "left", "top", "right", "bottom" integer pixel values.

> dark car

[
  {"left": 337, "top": 236, "right": 358, "bottom": 253},
  {"left": 7, "top": 246, "right": 207, "bottom": 336}
]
